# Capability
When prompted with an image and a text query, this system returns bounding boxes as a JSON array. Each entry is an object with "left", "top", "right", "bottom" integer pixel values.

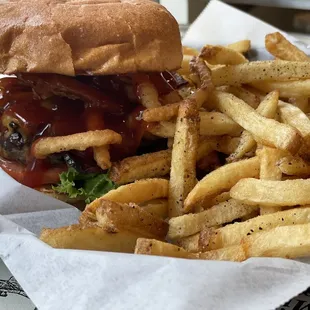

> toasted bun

[{"left": 0, "top": 0, "right": 182, "bottom": 76}]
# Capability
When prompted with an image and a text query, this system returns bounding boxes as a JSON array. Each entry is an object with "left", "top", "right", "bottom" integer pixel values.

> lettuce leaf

[{"left": 52, "top": 168, "right": 117, "bottom": 203}]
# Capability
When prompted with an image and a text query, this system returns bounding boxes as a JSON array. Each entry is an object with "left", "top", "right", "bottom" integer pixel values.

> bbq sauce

[{"left": 0, "top": 72, "right": 184, "bottom": 187}]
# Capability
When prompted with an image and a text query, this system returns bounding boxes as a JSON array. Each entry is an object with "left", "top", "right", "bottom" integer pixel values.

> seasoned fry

[
  {"left": 176, "top": 234, "right": 200, "bottom": 253},
  {"left": 288, "top": 97, "right": 309, "bottom": 113},
  {"left": 200, "top": 45, "right": 248, "bottom": 65},
  {"left": 213, "top": 91, "right": 302, "bottom": 154},
  {"left": 140, "top": 199, "right": 168, "bottom": 219},
  {"left": 169, "top": 99, "right": 199, "bottom": 216},
  {"left": 259, "top": 147, "right": 283, "bottom": 214},
  {"left": 85, "top": 178, "right": 169, "bottom": 215},
  {"left": 40, "top": 224, "right": 140, "bottom": 253},
  {"left": 147, "top": 112, "right": 241, "bottom": 138},
  {"left": 265, "top": 32, "right": 309, "bottom": 62},
  {"left": 252, "top": 80, "right": 310, "bottom": 98},
  {"left": 143, "top": 57, "right": 213, "bottom": 122},
  {"left": 93, "top": 146, "right": 111, "bottom": 170},
  {"left": 202, "top": 207, "right": 310, "bottom": 251},
  {"left": 278, "top": 100, "right": 310, "bottom": 142},
  {"left": 96, "top": 201, "right": 168, "bottom": 239},
  {"left": 183, "top": 46, "right": 199, "bottom": 56},
  {"left": 227, "top": 90, "right": 279, "bottom": 162},
  {"left": 109, "top": 150, "right": 171, "bottom": 184},
  {"left": 168, "top": 199, "right": 257, "bottom": 240},
  {"left": 227, "top": 40, "right": 251, "bottom": 54},
  {"left": 137, "top": 82, "right": 161, "bottom": 108},
  {"left": 178, "top": 54, "right": 192, "bottom": 75},
  {"left": 197, "top": 151, "right": 220, "bottom": 172},
  {"left": 243, "top": 223, "right": 310, "bottom": 259},
  {"left": 135, "top": 238, "right": 246, "bottom": 261},
  {"left": 231, "top": 178, "right": 310, "bottom": 207},
  {"left": 212, "top": 60, "right": 310, "bottom": 86},
  {"left": 218, "top": 85, "right": 260, "bottom": 108},
  {"left": 184, "top": 157, "right": 260, "bottom": 210},
  {"left": 33, "top": 130, "right": 122, "bottom": 159},
  {"left": 278, "top": 155, "right": 310, "bottom": 176}
]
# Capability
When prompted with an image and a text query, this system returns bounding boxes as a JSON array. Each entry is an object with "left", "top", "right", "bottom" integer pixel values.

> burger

[{"left": 0, "top": 0, "right": 184, "bottom": 207}]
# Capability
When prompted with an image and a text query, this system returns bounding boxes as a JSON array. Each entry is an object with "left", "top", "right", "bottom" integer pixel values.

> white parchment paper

[{"left": 1, "top": 1, "right": 310, "bottom": 309}]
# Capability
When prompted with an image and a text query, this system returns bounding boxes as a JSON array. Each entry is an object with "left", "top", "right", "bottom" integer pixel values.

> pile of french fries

[{"left": 41, "top": 33, "right": 310, "bottom": 262}]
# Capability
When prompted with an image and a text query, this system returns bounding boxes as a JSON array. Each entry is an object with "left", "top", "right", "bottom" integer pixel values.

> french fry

[
  {"left": 227, "top": 40, "right": 251, "bottom": 54},
  {"left": 288, "top": 97, "right": 309, "bottom": 113},
  {"left": 259, "top": 147, "right": 283, "bottom": 214},
  {"left": 40, "top": 224, "right": 140, "bottom": 253},
  {"left": 93, "top": 146, "right": 111, "bottom": 170},
  {"left": 109, "top": 150, "right": 171, "bottom": 184},
  {"left": 230, "top": 178, "right": 310, "bottom": 207},
  {"left": 184, "top": 157, "right": 260, "bottom": 211},
  {"left": 137, "top": 82, "right": 161, "bottom": 108},
  {"left": 197, "top": 151, "right": 220, "bottom": 172},
  {"left": 143, "top": 57, "right": 213, "bottom": 122},
  {"left": 168, "top": 199, "right": 257, "bottom": 240},
  {"left": 176, "top": 234, "right": 200, "bottom": 253},
  {"left": 33, "top": 130, "right": 122, "bottom": 159},
  {"left": 200, "top": 45, "right": 248, "bottom": 65},
  {"left": 169, "top": 99, "right": 199, "bottom": 216},
  {"left": 199, "top": 112, "right": 242, "bottom": 136},
  {"left": 265, "top": 32, "right": 309, "bottom": 62},
  {"left": 147, "top": 112, "right": 241, "bottom": 138},
  {"left": 135, "top": 238, "right": 246, "bottom": 262},
  {"left": 85, "top": 178, "right": 169, "bottom": 215},
  {"left": 211, "top": 192, "right": 230, "bottom": 205},
  {"left": 278, "top": 100, "right": 310, "bottom": 143},
  {"left": 218, "top": 85, "right": 260, "bottom": 108},
  {"left": 201, "top": 207, "right": 310, "bottom": 251},
  {"left": 252, "top": 80, "right": 310, "bottom": 98},
  {"left": 212, "top": 60, "right": 310, "bottom": 86},
  {"left": 178, "top": 54, "right": 192, "bottom": 75},
  {"left": 95, "top": 201, "right": 168, "bottom": 239},
  {"left": 278, "top": 155, "right": 310, "bottom": 176},
  {"left": 162, "top": 90, "right": 182, "bottom": 105},
  {"left": 213, "top": 91, "right": 302, "bottom": 154},
  {"left": 140, "top": 199, "right": 168, "bottom": 219},
  {"left": 227, "top": 90, "right": 279, "bottom": 162},
  {"left": 243, "top": 223, "right": 310, "bottom": 259},
  {"left": 183, "top": 46, "right": 199, "bottom": 56}
]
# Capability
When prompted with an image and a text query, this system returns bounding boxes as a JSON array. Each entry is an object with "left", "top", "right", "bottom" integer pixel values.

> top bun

[{"left": 0, "top": 0, "right": 182, "bottom": 76}]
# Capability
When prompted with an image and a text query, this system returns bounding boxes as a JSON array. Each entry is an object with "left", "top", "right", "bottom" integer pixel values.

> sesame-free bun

[{"left": 0, "top": 0, "right": 182, "bottom": 76}]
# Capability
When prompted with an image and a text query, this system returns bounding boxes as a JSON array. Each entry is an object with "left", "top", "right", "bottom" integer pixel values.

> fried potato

[
  {"left": 85, "top": 178, "right": 169, "bottom": 215},
  {"left": 40, "top": 224, "right": 140, "bottom": 253},
  {"left": 278, "top": 100, "right": 310, "bottom": 142},
  {"left": 252, "top": 80, "right": 310, "bottom": 98},
  {"left": 109, "top": 150, "right": 171, "bottom": 184},
  {"left": 143, "top": 58, "right": 213, "bottom": 122},
  {"left": 140, "top": 199, "right": 168, "bottom": 219},
  {"left": 259, "top": 147, "right": 283, "bottom": 214},
  {"left": 227, "top": 40, "right": 251, "bottom": 54},
  {"left": 178, "top": 54, "right": 193, "bottom": 75},
  {"left": 218, "top": 85, "right": 260, "bottom": 108},
  {"left": 176, "top": 234, "right": 200, "bottom": 253},
  {"left": 93, "top": 146, "right": 111, "bottom": 170},
  {"left": 184, "top": 156, "right": 259, "bottom": 210},
  {"left": 243, "top": 223, "right": 310, "bottom": 259},
  {"left": 201, "top": 207, "right": 310, "bottom": 251},
  {"left": 95, "top": 201, "right": 168, "bottom": 239},
  {"left": 162, "top": 90, "right": 183, "bottom": 104},
  {"left": 183, "top": 46, "right": 199, "bottom": 56},
  {"left": 33, "top": 130, "right": 122, "bottom": 159},
  {"left": 213, "top": 91, "right": 302, "bottom": 154},
  {"left": 288, "top": 97, "right": 309, "bottom": 113},
  {"left": 212, "top": 60, "right": 310, "bottom": 86},
  {"left": 200, "top": 45, "right": 248, "bottom": 65},
  {"left": 197, "top": 151, "right": 221, "bottom": 172},
  {"left": 137, "top": 82, "right": 161, "bottom": 108},
  {"left": 147, "top": 112, "right": 241, "bottom": 138},
  {"left": 265, "top": 32, "right": 309, "bottom": 62},
  {"left": 169, "top": 99, "right": 199, "bottom": 216},
  {"left": 227, "top": 90, "right": 279, "bottom": 162},
  {"left": 168, "top": 199, "right": 257, "bottom": 240},
  {"left": 278, "top": 155, "right": 310, "bottom": 176},
  {"left": 135, "top": 238, "right": 245, "bottom": 261},
  {"left": 231, "top": 178, "right": 310, "bottom": 207}
]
